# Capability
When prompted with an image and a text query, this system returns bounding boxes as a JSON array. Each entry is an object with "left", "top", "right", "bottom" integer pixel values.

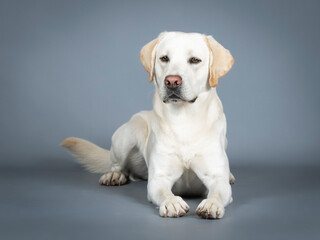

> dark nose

[{"left": 164, "top": 75, "right": 182, "bottom": 89}]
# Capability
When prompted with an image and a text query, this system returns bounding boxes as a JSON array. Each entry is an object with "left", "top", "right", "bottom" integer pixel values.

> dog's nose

[{"left": 164, "top": 75, "right": 182, "bottom": 89}]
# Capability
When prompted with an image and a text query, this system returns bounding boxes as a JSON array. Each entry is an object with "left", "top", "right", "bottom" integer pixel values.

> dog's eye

[
  {"left": 160, "top": 55, "right": 170, "bottom": 62},
  {"left": 189, "top": 57, "right": 202, "bottom": 64}
]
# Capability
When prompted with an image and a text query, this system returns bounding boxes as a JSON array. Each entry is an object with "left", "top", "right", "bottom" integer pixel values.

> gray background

[{"left": 1, "top": 0, "right": 320, "bottom": 239}]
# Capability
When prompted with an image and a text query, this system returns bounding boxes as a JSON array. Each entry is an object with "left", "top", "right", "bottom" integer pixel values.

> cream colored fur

[
  {"left": 61, "top": 32, "right": 235, "bottom": 219},
  {"left": 61, "top": 137, "right": 111, "bottom": 173}
]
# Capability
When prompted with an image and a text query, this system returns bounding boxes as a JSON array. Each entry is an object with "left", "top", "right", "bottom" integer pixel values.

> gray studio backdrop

[{"left": 1, "top": 0, "right": 319, "bottom": 168}]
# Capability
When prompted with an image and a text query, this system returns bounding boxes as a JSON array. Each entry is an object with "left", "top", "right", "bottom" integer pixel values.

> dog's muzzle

[
  {"left": 163, "top": 91, "right": 197, "bottom": 104},
  {"left": 162, "top": 75, "right": 197, "bottom": 104}
]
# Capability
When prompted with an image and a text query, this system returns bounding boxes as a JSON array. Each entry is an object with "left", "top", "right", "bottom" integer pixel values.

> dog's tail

[{"left": 60, "top": 137, "right": 111, "bottom": 174}]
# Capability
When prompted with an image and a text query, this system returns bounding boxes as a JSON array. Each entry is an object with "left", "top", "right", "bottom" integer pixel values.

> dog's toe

[
  {"left": 159, "top": 196, "right": 189, "bottom": 218},
  {"left": 99, "top": 171, "right": 127, "bottom": 186},
  {"left": 196, "top": 198, "right": 225, "bottom": 219}
]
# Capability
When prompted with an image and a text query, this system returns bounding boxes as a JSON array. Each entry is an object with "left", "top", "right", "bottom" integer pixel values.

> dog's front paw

[
  {"left": 196, "top": 198, "right": 225, "bottom": 219},
  {"left": 159, "top": 196, "right": 189, "bottom": 218},
  {"left": 99, "top": 171, "right": 127, "bottom": 186}
]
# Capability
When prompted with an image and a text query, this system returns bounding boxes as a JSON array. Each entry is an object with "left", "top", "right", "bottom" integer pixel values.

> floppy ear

[
  {"left": 140, "top": 37, "right": 160, "bottom": 82},
  {"left": 204, "top": 35, "right": 234, "bottom": 88}
]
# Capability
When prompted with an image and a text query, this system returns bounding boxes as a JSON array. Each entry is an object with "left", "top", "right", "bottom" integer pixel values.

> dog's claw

[
  {"left": 159, "top": 196, "right": 189, "bottom": 218},
  {"left": 99, "top": 171, "right": 127, "bottom": 186}
]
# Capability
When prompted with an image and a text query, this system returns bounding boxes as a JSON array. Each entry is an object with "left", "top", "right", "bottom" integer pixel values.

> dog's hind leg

[
  {"left": 224, "top": 138, "right": 235, "bottom": 185},
  {"left": 229, "top": 172, "right": 236, "bottom": 184},
  {"left": 99, "top": 112, "right": 150, "bottom": 186}
]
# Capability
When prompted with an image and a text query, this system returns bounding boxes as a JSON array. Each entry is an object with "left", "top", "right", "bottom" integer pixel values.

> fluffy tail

[{"left": 60, "top": 137, "right": 111, "bottom": 174}]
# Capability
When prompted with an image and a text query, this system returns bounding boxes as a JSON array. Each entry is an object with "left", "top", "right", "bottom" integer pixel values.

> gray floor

[{"left": 1, "top": 162, "right": 320, "bottom": 240}]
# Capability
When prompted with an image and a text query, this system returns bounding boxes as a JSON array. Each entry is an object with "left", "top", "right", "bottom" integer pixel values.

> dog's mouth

[{"left": 163, "top": 93, "right": 197, "bottom": 104}]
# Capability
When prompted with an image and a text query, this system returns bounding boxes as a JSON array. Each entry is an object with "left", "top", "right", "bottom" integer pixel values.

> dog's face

[
  {"left": 140, "top": 32, "right": 234, "bottom": 104},
  {"left": 154, "top": 33, "right": 210, "bottom": 103}
]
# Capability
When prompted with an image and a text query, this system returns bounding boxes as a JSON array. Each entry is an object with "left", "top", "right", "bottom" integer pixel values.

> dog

[{"left": 61, "top": 31, "right": 235, "bottom": 219}]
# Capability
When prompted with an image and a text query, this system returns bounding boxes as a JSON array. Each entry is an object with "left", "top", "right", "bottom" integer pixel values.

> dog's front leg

[
  {"left": 147, "top": 154, "right": 189, "bottom": 218},
  {"left": 193, "top": 154, "right": 232, "bottom": 219}
]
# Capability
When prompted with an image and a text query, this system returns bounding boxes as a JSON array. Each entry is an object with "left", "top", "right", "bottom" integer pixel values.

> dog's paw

[
  {"left": 196, "top": 198, "right": 225, "bottom": 219},
  {"left": 159, "top": 196, "right": 189, "bottom": 218},
  {"left": 229, "top": 172, "right": 236, "bottom": 184},
  {"left": 99, "top": 171, "right": 127, "bottom": 186}
]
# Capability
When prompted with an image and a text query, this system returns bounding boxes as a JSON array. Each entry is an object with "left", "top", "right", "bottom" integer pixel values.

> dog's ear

[
  {"left": 204, "top": 35, "right": 234, "bottom": 88},
  {"left": 140, "top": 36, "right": 160, "bottom": 82}
]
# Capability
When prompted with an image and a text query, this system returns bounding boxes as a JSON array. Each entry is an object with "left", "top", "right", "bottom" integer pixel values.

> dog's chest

[
  {"left": 155, "top": 105, "right": 222, "bottom": 169},
  {"left": 179, "top": 147, "right": 196, "bottom": 169},
  {"left": 166, "top": 128, "right": 205, "bottom": 169},
  {"left": 181, "top": 154, "right": 196, "bottom": 169}
]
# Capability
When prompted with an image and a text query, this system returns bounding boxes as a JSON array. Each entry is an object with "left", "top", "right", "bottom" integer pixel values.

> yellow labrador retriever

[{"left": 61, "top": 31, "right": 235, "bottom": 219}]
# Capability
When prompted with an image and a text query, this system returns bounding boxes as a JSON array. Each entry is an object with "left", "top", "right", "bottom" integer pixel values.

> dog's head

[{"left": 140, "top": 32, "right": 234, "bottom": 103}]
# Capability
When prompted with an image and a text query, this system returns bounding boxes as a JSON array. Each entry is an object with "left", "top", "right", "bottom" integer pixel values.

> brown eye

[
  {"left": 189, "top": 57, "right": 201, "bottom": 64},
  {"left": 160, "top": 55, "right": 169, "bottom": 62}
]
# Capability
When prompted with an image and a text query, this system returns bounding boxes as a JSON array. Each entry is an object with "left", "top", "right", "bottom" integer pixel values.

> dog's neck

[{"left": 152, "top": 88, "right": 223, "bottom": 128}]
